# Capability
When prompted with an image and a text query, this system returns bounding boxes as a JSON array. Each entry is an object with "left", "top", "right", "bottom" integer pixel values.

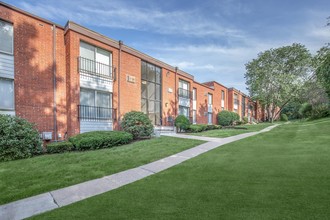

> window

[
  {"left": 141, "top": 61, "right": 162, "bottom": 125},
  {"left": 79, "top": 42, "right": 112, "bottom": 77},
  {"left": 0, "top": 78, "right": 14, "bottom": 110},
  {"left": 79, "top": 88, "right": 113, "bottom": 120},
  {"left": 179, "top": 106, "right": 190, "bottom": 118},
  {"left": 221, "top": 90, "right": 225, "bottom": 101},
  {"left": 193, "top": 88, "right": 197, "bottom": 101},
  {"left": 242, "top": 96, "right": 246, "bottom": 117},
  {"left": 192, "top": 110, "right": 196, "bottom": 124},
  {"left": 0, "top": 20, "right": 13, "bottom": 54},
  {"left": 208, "top": 113, "right": 212, "bottom": 124},
  {"left": 208, "top": 93, "right": 213, "bottom": 105},
  {"left": 234, "top": 94, "right": 239, "bottom": 105},
  {"left": 178, "top": 79, "right": 190, "bottom": 99}
]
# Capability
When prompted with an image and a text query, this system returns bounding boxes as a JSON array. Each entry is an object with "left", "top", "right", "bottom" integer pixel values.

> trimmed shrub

[
  {"left": 69, "top": 131, "right": 133, "bottom": 151},
  {"left": 206, "top": 124, "right": 218, "bottom": 130},
  {"left": 121, "top": 111, "right": 154, "bottom": 139},
  {"left": 217, "top": 111, "right": 240, "bottom": 126},
  {"left": 243, "top": 116, "right": 249, "bottom": 124},
  {"left": 47, "top": 141, "right": 74, "bottom": 154},
  {"left": 0, "top": 115, "right": 42, "bottom": 161},
  {"left": 187, "top": 124, "right": 221, "bottom": 133},
  {"left": 280, "top": 113, "right": 288, "bottom": 122},
  {"left": 217, "top": 111, "right": 232, "bottom": 126},
  {"left": 174, "top": 115, "right": 191, "bottom": 132},
  {"left": 187, "top": 124, "right": 208, "bottom": 133},
  {"left": 231, "top": 112, "right": 240, "bottom": 123}
]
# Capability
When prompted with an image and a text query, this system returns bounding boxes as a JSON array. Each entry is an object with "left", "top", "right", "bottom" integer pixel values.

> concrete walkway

[{"left": 0, "top": 124, "right": 279, "bottom": 220}]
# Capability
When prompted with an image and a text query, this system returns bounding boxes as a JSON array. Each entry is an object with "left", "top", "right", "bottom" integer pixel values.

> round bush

[
  {"left": 217, "top": 111, "right": 240, "bottom": 126},
  {"left": 0, "top": 115, "right": 42, "bottom": 161},
  {"left": 280, "top": 113, "right": 288, "bottom": 122},
  {"left": 121, "top": 111, "right": 154, "bottom": 139},
  {"left": 69, "top": 131, "right": 133, "bottom": 150},
  {"left": 243, "top": 116, "right": 249, "bottom": 124},
  {"left": 174, "top": 115, "right": 190, "bottom": 132},
  {"left": 217, "top": 111, "right": 232, "bottom": 126}
]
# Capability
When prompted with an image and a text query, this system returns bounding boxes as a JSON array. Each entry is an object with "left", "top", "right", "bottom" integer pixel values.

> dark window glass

[
  {"left": 147, "top": 64, "right": 155, "bottom": 82},
  {"left": 141, "top": 60, "right": 162, "bottom": 125},
  {"left": 148, "top": 83, "right": 155, "bottom": 100},
  {"left": 141, "top": 81, "right": 147, "bottom": 98},
  {"left": 156, "top": 84, "right": 161, "bottom": 100},
  {"left": 141, "top": 98, "right": 147, "bottom": 114},
  {"left": 155, "top": 67, "right": 161, "bottom": 84},
  {"left": 141, "top": 61, "right": 147, "bottom": 80}
]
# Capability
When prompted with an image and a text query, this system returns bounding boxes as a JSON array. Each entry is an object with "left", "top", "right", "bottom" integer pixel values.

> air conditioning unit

[{"left": 42, "top": 132, "right": 52, "bottom": 140}]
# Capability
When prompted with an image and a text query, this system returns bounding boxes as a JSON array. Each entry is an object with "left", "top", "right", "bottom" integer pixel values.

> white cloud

[{"left": 19, "top": 0, "right": 243, "bottom": 38}]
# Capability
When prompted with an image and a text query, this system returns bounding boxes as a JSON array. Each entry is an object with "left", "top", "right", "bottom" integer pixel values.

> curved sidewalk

[{"left": 0, "top": 124, "right": 279, "bottom": 220}]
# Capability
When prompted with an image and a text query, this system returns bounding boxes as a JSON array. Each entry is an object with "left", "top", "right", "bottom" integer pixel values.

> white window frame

[
  {"left": 0, "top": 77, "right": 15, "bottom": 110},
  {"left": 0, "top": 19, "right": 14, "bottom": 55},
  {"left": 80, "top": 88, "right": 112, "bottom": 108}
]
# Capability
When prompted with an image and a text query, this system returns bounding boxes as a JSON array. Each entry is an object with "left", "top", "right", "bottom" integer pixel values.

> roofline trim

[{"left": 0, "top": 1, "right": 64, "bottom": 28}]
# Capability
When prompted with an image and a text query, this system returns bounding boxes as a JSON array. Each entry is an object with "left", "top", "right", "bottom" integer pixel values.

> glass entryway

[{"left": 141, "top": 61, "right": 162, "bottom": 125}]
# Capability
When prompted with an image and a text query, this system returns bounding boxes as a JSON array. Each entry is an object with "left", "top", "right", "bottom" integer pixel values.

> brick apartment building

[{"left": 0, "top": 2, "right": 263, "bottom": 141}]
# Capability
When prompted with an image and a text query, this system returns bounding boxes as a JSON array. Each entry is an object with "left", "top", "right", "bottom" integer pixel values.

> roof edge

[{"left": 0, "top": 1, "right": 64, "bottom": 28}]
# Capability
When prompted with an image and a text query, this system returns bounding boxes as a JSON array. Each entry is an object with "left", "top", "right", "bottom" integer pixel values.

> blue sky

[{"left": 4, "top": 0, "right": 330, "bottom": 93}]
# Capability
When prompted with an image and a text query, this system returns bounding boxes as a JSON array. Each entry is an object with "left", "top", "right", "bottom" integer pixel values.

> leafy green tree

[
  {"left": 245, "top": 43, "right": 312, "bottom": 122},
  {"left": 315, "top": 45, "right": 330, "bottom": 99}
]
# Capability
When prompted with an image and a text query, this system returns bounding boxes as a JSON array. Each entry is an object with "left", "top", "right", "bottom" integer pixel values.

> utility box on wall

[{"left": 42, "top": 132, "right": 52, "bottom": 140}]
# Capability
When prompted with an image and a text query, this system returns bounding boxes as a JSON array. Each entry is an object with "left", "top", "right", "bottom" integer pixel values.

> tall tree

[
  {"left": 315, "top": 45, "right": 330, "bottom": 100},
  {"left": 245, "top": 43, "right": 312, "bottom": 122}
]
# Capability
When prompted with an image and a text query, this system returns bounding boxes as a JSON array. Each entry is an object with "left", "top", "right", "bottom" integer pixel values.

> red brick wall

[
  {"left": 65, "top": 30, "right": 120, "bottom": 134},
  {"left": 162, "top": 68, "right": 176, "bottom": 126},
  {"left": 0, "top": 5, "right": 67, "bottom": 140},
  {"left": 118, "top": 51, "right": 141, "bottom": 118}
]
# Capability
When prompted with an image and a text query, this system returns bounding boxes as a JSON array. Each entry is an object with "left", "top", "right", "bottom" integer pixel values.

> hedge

[
  {"left": 69, "top": 131, "right": 133, "bottom": 151},
  {"left": 46, "top": 141, "right": 74, "bottom": 153}
]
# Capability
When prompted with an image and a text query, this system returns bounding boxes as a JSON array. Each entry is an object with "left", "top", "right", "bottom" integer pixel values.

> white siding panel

[
  {"left": 80, "top": 75, "right": 113, "bottom": 92},
  {"left": 178, "top": 97, "right": 190, "bottom": 107},
  {"left": 80, "top": 120, "right": 113, "bottom": 133},
  {"left": 0, "top": 53, "right": 14, "bottom": 79}
]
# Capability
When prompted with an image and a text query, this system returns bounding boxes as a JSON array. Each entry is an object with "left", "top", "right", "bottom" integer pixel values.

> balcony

[
  {"left": 78, "top": 57, "right": 115, "bottom": 81},
  {"left": 178, "top": 88, "right": 191, "bottom": 99},
  {"left": 78, "top": 105, "right": 117, "bottom": 121}
]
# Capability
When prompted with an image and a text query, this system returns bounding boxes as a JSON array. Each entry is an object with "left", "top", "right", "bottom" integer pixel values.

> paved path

[{"left": 0, "top": 124, "right": 279, "bottom": 220}]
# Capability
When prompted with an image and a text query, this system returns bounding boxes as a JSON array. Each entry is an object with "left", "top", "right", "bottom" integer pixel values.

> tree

[
  {"left": 245, "top": 43, "right": 312, "bottom": 122},
  {"left": 315, "top": 45, "right": 330, "bottom": 99}
]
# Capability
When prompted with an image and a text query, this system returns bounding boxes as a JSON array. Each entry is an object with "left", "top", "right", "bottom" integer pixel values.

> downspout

[
  {"left": 118, "top": 40, "right": 123, "bottom": 129},
  {"left": 52, "top": 24, "right": 57, "bottom": 141},
  {"left": 174, "top": 67, "right": 178, "bottom": 117}
]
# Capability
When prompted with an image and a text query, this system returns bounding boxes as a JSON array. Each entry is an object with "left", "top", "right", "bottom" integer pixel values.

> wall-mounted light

[{"left": 166, "top": 71, "right": 170, "bottom": 77}]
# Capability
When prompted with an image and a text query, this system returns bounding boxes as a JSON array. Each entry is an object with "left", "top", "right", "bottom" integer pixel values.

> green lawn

[
  {"left": 33, "top": 118, "right": 330, "bottom": 219},
  {"left": 189, "top": 122, "right": 275, "bottom": 138},
  {"left": 0, "top": 136, "right": 204, "bottom": 205}
]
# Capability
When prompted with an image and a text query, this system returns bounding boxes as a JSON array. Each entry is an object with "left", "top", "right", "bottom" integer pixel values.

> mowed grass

[
  {"left": 190, "top": 122, "right": 275, "bottom": 137},
  {"left": 0, "top": 136, "right": 204, "bottom": 205},
  {"left": 33, "top": 118, "right": 330, "bottom": 219}
]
